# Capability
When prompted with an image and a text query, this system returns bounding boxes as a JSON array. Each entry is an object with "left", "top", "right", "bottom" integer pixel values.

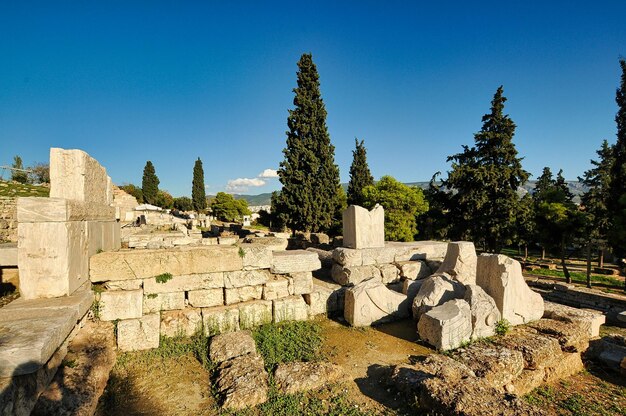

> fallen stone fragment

[
  {"left": 342, "top": 204, "right": 385, "bottom": 249},
  {"left": 493, "top": 328, "right": 562, "bottom": 370},
  {"left": 209, "top": 330, "right": 256, "bottom": 364},
  {"left": 271, "top": 250, "right": 321, "bottom": 274},
  {"left": 377, "top": 263, "right": 400, "bottom": 284},
  {"left": 331, "top": 263, "right": 381, "bottom": 286},
  {"left": 412, "top": 273, "right": 465, "bottom": 320},
  {"left": 451, "top": 344, "right": 524, "bottom": 389},
  {"left": 274, "top": 361, "right": 344, "bottom": 394},
  {"left": 344, "top": 279, "right": 410, "bottom": 327},
  {"left": 215, "top": 353, "right": 269, "bottom": 410},
  {"left": 463, "top": 284, "right": 501, "bottom": 339},
  {"left": 527, "top": 318, "right": 589, "bottom": 353},
  {"left": 397, "top": 260, "right": 431, "bottom": 280},
  {"left": 476, "top": 254, "right": 544, "bottom": 326},
  {"left": 542, "top": 301, "right": 605, "bottom": 339},
  {"left": 417, "top": 299, "right": 472, "bottom": 351},
  {"left": 436, "top": 241, "right": 477, "bottom": 285}
]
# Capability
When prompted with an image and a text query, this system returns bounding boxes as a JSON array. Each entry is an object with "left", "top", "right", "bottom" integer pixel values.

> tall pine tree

[
  {"left": 443, "top": 86, "right": 529, "bottom": 252},
  {"left": 533, "top": 167, "right": 554, "bottom": 202},
  {"left": 276, "top": 53, "right": 342, "bottom": 234},
  {"left": 142, "top": 161, "right": 159, "bottom": 205},
  {"left": 192, "top": 157, "right": 206, "bottom": 212},
  {"left": 347, "top": 138, "right": 374, "bottom": 206},
  {"left": 608, "top": 60, "right": 626, "bottom": 272}
]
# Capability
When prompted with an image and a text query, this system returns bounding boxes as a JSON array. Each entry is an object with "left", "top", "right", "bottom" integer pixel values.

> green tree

[
  {"left": 174, "top": 196, "right": 193, "bottom": 212},
  {"left": 154, "top": 190, "right": 174, "bottom": 209},
  {"left": 269, "top": 191, "right": 289, "bottom": 231},
  {"left": 417, "top": 172, "right": 451, "bottom": 240},
  {"left": 210, "top": 192, "right": 251, "bottom": 222},
  {"left": 28, "top": 162, "right": 49, "bottom": 184},
  {"left": 579, "top": 139, "right": 614, "bottom": 287},
  {"left": 192, "top": 157, "right": 206, "bottom": 212},
  {"left": 276, "top": 53, "right": 342, "bottom": 234},
  {"left": 142, "top": 161, "right": 159, "bottom": 205},
  {"left": 533, "top": 167, "right": 554, "bottom": 203},
  {"left": 608, "top": 60, "right": 626, "bottom": 287},
  {"left": 11, "top": 155, "right": 28, "bottom": 184},
  {"left": 347, "top": 138, "right": 374, "bottom": 206},
  {"left": 119, "top": 184, "right": 144, "bottom": 203},
  {"left": 362, "top": 175, "right": 429, "bottom": 242},
  {"left": 515, "top": 194, "right": 535, "bottom": 259},
  {"left": 555, "top": 169, "right": 574, "bottom": 202},
  {"left": 443, "top": 86, "right": 529, "bottom": 252}
]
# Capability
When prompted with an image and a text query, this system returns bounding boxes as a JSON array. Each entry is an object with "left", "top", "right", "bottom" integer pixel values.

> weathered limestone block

[
  {"left": 274, "top": 361, "right": 344, "bottom": 394},
  {"left": 289, "top": 271, "right": 313, "bottom": 295},
  {"left": 464, "top": 284, "right": 501, "bottom": 339},
  {"left": 143, "top": 272, "right": 224, "bottom": 294},
  {"left": 17, "top": 197, "right": 116, "bottom": 223},
  {"left": 273, "top": 296, "right": 309, "bottom": 323},
  {"left": 412, "top": 273, "right": 466, "bottom": 320},
  {"left": 143, "top": 292, "right": 185, "bottom": 313},
  {"left": 117, "top": 314, "right": 160, "bottom": 351},
  {"left": 224, "top": 269, "right": 270, "bottom": 288},
  {"left": 216, "top": 353, "right": 269, "bottom": 410},
  {"left": 49, "top": 148, "right": 110, "bottom": 205},
  {"left": 225, "top": 285, "right": 263, "bottom": 304},
  {"left": 209, "top": 330, "right": 257, "bottom": 364},
  {"left": 90, "top": 246, "right": 243, "bottom": 282},
  {"left": 239, "top": 245, "right": 272, "bottom": 270},
  {"left": 342, "top": 204, "right": 385, "bottom": 249},
  {"left": 99, "top": 289, "right": 142, "bottom": 321},
  {"left": 271, "top": 250, "right": 321, "bottom": 274},
  {"left": 238, "top": 300, "right": 273, "bottom": 329},
  {"left": 476, "top": 254, "right": 544, "bottom": 326},
  {"left": 105, "top": 279, "right": 143, "bottom": 291},
  {"left": 398, "top": 260, "right": 431, "bottom": 280},
  {"left": 402, "top": 278, "right": 424, "bottom": 304},
  {"left": 18, "top": 221, "right": 88, "bottom": 299},
  {"left": 527, "top": 319, "right": 590, "bottom": 353},
  {"left": 388, "top": 241, "right": 448, "bottom": 262},
  {"left": 188, "top": 288, "right": 224, "bottom": 308},
  {"left": 87, "top": 220, "right": 120, "bottom": 256},
  {"left": 0, "top": 244, "right": 17, "bottom": 266},
  {"left": 3, "top": 285, "right": 93, "bottom": 319},
  {"left": 417, "top": 299, "right": 472, "bottom": 351},
  {"left": 160, "top": 308, "right": 203, "bottom": 337},
  {"left": 452, "top": 345, "right": 524, "bottom": 388},
  {"left": 436, "top": 242, "right": 477, "bottom": 285},
  {"left": 344, "top": 279, "right": 410, "bottom": 327},
  {"left": 361, "top": 246, "right": 397, "bottom": 265},
  {"left": 263, "top": 275, "right": 290, "bottom": 300},
  {"left": 331, "top": 264, "right": 382, "bottom": 286},
  {"left": 332, "top": 247, "right": 363, "bottom": 267},
  {"left": 543, "top": 352, "right": 584, "bottom": 384},
  {"left": 202, "top": 305, "right": 240, "bottom": 335},
  {"left": 306, "top": 247, "right": 333, "bottom": 269},
  {"left": 494, "top": 328, "right": 562, "bottom": 370},
  {"left": 543, "top": 301, "right": 605, "bottom": 339},
  {"left": 304, "top": 278, "right": 345, "bottom": 315},
  {"left": 218, "top": 236, "right": 238, "bottom": 245},
  {"left": 378, "top": 263, "right": 400, "bottom": 284}
]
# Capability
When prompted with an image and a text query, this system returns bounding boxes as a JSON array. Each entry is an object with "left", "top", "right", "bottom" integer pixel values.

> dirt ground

[{"left": 95, "top": 318, "right": 626, "bottom": 416}]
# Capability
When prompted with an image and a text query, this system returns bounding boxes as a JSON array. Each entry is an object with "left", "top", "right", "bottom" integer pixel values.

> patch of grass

[
  {"left": 527, "top": 268, "right": 622, "bottom": 287},
  {"left": 62, "top": 358, "right": 78, "bottom": 368},
  {"left": 495, "top": 319, "right": 511, "bottom": 336},
  {"left": 90, "top": 299, "right": 103, "bottom": 321},
  {"left": 559, "top": 393, "right": 586, "bottom": 415},
  {"left": 253, "top": 320, "right": 324, "bottom": 371},
  {"left": 146, "top": 293, "right": 158, "bottom": 299},
  {"left": 238, "top": 246, "right": 246, "bottom": 258},
  {"left": 0, "top": 180, "right": 49, "bottom": 197},
  {"left": 154, "top": 272, "right": 173, "bottom": 284}
]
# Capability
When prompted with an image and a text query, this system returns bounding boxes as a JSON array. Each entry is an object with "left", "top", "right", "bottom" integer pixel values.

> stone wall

[
  {"left": 89, "top": 238, "right": 346, "bottom": 351},
  {"left": 0, "top": 197, "right": 17, "bottom": 243}
]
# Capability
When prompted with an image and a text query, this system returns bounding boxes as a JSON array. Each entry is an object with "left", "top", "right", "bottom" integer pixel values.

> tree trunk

[
  {"left": 561, "top": 242, "right": 571, "bottom": 284},
  {"left": 541, "top": 247, "right": 546, "bottom": 260},
  {"left": 586, "top": 242, "right": 592, "bottom": 289},
  {"left": 599, "top": 249, "right": 604, "bottom": 268},
  {"left": 524, "top": 245, "right": 528, "bottom": 260}
]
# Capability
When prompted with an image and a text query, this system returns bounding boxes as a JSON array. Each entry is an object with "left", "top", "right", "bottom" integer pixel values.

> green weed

[
  {"left": 154, "top": 272, "right": 173, "bottom": 284},
  {"left": 495, "top": 319, "right": 511, "bottom": 336}
]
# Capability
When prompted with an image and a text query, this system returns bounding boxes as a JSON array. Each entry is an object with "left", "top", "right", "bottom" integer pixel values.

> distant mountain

[{"left": 232, "top": 181, "right": 589, "bottom": 207}]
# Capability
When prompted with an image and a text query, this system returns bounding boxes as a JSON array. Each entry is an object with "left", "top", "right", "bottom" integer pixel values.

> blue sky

[{"left": 1, "top": 1, "right": 625, "bottom": 197}]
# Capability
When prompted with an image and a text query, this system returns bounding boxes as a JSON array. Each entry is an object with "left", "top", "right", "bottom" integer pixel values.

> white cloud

[
  {"left": 226, "top": 177, "right": 266, "bottom": 193},
  {"left": 258, "top": 168, "right": 279, "bottom": 178}
]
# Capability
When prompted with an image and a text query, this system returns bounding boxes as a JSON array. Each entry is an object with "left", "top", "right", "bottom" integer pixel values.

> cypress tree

[
  {"left": 142, "top": 161, "right": 159, "bottom": 205},
  {"left": 347, "top": 138, "right": 374, "bottom": 206},
  {"left": 533, "top": 167, "right": 554, "bottom": 201},
  {"left": 443, "top": 86, "right": 529, "bottom": 252},
  {"left": 192, "top": 157, "right": 206, "bottom": 212},
  {"left": 277, "top": 53, "right": 342, "bottom": 234},
  {"left": 608, "top": 59, "right": 626, "bottom": 268}
]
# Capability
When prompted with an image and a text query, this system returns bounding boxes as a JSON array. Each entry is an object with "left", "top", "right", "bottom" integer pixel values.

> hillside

[{"left": 0, "top": 180, "right": 50, "bottom": 198}]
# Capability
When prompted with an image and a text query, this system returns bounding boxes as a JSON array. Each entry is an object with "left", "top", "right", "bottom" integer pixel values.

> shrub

[
  {"left": 253, "top": 321, "right": 323, "bottom": 371},
  {"left": 495, "top": 319, "right": 511, "bottom": 336}
]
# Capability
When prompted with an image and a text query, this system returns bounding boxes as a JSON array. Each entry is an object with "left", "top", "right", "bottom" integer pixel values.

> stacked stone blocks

[{"left": 90, "top": 244, "right": 323, "bottom": 351}]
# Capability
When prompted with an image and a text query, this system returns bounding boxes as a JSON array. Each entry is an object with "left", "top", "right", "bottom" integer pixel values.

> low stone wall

[
  {"left": 0, "top": 197, "right": 17, "bottom": 243},
  {"left": 89, "top": 238, "right": 351, "bottom": 351},
  {"left": 527, "top": 278, "right": 626, "bottom": 325}
]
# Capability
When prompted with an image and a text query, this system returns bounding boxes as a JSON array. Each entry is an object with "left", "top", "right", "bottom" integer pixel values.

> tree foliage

[
  {"left": 11, "top": 155, "right": 28, "bottom": 184},
  {"left": 608, "top": 59, "right": 626, "bottom": 259},
  {"left": 275, "top": 53, "right": 342, "bottom": 234},
  {"left": 154, "top": 190, "right": 174, "bottom": 209},
  {"left": 442, "top": 86, "right": 528, "bottom": 252},
  {"left": 119, "top": 184, "right": 144, "bottom": 203},
  {"left": 142, "top": 161, "right": 160, "bottom": 205},
  {"left": 210, "top": 192, "right": 251, "bottom": 222},
  {"left": 362, "top": 175, "right": 428, "bottom": 242},
  {"left": 347, "top": 138, "right": 374, "bottom": 206},
  {"left": 192, "top": 157, "right": 206, "bottom": 212},
  {"left": 28, "top": 163, "right": 49, "bottom": 184},
  {"left": 580, "top": 140, "right": 614, "bottom": 243},
  {"left": 174, "top": 196, "right": 194, "bottom": 212}
]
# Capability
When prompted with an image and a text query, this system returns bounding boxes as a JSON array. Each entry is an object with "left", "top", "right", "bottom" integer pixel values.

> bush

[
  {"left": 210, "top": 192, "right": 251, "bottom": 222},
  {"left": 253, "top": 321, "right": 323, "bottom": 371},
  {"left": 495, "top": 319, "right": 511, "bottom": 336}
]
